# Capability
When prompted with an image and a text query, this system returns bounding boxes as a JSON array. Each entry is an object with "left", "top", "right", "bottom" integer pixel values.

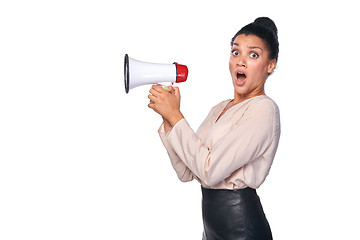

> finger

[
  {"left": 149, "top": 88, "right": 160, "bottom": 97},
  {"left": 149, "top": 85, "right": 167, "bottom": 97},
  {"left": 151, "top": 84, "right": 166, "bottom": 93},
  {"left": 148, "top": 103, "right": 160, "bottom": 115},
  {"left": 168, "top": 85, "right": 175, "bottom": 94},
  {"left": 173, "top": 86, "right": 181, "bottom": 102},
  {"left": 148, "top": 94, "right": 157, "bottom": 103},
  {"left": 174, "top": 86, "right": 180, "bottom": 96},
  {"left": 148, "top": 102, "right": 156, "bottom": 110}
]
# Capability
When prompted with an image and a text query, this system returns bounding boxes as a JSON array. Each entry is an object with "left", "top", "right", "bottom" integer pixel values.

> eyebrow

[
  {"left": 249, "top": 46, "right": 263, "bottom": 51},
  {"left": 232, "top": 43, "right": 263, "bottom": 51}
]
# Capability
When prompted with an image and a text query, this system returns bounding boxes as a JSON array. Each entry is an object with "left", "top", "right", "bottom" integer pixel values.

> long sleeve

[
  {"left": 165, "top": 96, "right": 280, "bottom": 189},
  {"left": 158, "top": 123, "right": 195, "bottom": 182}
]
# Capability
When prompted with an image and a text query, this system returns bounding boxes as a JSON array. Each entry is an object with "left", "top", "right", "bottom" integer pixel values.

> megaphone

[{"left": 124, "top": 54, "right": 188, "bottom": 93}]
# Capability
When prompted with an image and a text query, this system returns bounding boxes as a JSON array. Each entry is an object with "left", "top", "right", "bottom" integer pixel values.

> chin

[{"left": 232, "top": 82, "right": 247, "bottom": 94}]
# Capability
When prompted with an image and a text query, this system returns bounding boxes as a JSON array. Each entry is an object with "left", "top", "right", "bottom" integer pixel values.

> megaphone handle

[{"left": 159, "top": 82, "right": 174, "bottom": 91}]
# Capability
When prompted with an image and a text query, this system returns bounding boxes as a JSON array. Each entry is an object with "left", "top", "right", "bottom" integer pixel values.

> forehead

[{"left": 232, "top": 34, "right": 268, "bottom": 50}]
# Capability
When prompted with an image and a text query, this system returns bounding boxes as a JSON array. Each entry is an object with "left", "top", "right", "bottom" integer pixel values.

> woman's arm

[
  {"left": 158, "top": 123, "right": 195, "bottom": 182},
  {"left": 149, "top": 85, "right": 196, "bottom": 182}
]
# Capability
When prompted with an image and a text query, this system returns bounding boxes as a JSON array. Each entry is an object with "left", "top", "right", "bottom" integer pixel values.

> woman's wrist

[
  {"left": 163, "top": 117, "right": 172, "bottom": 132},
  {"left": 168, "top": 112, "right": 184, "bottom": 127}
]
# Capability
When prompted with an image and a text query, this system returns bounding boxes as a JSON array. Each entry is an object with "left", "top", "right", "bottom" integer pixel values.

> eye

[
  {"left": 231, "top": 50, "right": 239, "bottom": 56},
  {"left": 250, "top": 52, "right": 259, "bottom": 59}
]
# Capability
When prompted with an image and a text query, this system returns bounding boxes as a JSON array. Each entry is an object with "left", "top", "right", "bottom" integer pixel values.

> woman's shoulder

[
  {"left": 250, "top": 95, "right": 281, "bottom": 130},
  {"left": 249, "top": 95, "right": 279, "bottom": 113}
]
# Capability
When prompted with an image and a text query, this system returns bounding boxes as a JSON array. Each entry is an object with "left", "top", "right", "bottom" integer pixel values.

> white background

[{"left": 1, "top": 0, "right": 359, "bottom": 239}]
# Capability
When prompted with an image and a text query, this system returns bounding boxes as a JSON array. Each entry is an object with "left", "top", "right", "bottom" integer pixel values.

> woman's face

[{"left": 229, "top": 34, "right": 276, "bottom": 100}]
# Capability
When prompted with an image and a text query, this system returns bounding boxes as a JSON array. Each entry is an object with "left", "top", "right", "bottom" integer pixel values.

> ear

[{"left": 267, "top": 59, "right": 277, "bottom": 74}]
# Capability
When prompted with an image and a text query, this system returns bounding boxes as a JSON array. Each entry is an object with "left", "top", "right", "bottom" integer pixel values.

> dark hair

[{"left": 231, "top": 17, "right": 279, "bottom": 61}]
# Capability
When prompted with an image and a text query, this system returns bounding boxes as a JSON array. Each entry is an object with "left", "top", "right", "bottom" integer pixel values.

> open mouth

[
  {"left": 237, "top": 72, "right": 246, "bottom": 80},
  {"left": 235, "top": 72, "right": 246, "bottom": 86}
]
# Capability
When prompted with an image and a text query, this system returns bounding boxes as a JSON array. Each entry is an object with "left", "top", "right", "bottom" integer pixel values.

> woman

[{"left": 148, "top": 17, "right": 280, "bottom": 240}]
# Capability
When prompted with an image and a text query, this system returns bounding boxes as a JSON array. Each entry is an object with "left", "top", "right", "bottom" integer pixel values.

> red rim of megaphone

[{"left": 174, "top": 62, "right": 188, "bottom": 83}]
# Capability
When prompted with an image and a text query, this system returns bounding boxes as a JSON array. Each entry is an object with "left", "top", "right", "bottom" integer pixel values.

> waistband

[{"left": 201, "top": 186, "right": 256, "bottom": 196}]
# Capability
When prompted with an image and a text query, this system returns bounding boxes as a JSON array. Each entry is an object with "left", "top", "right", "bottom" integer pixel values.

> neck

[{"left": 232, "top": 89, "right": 265, "bottom": 105}]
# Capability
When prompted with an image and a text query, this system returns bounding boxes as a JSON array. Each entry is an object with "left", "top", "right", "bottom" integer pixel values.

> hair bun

[{"left": 254, "top": 17, "right": 277, "bottom": 35}]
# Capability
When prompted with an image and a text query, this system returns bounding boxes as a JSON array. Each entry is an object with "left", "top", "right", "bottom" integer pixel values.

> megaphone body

[{"left": 124, "top": 54, "right": 188, "bottom": 93}]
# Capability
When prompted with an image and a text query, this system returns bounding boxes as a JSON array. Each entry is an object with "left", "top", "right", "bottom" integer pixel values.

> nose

[{"left": 236, "top": 56, "right": 246, "bottom": 67}]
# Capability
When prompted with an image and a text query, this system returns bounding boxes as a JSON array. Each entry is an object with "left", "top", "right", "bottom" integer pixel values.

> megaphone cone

[{"left": 124, "top": 54, "right": 188, "bottom": 93}]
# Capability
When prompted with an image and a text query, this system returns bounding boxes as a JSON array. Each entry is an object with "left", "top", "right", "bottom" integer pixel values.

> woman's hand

[{"left": 148, "top": 85, "right": 184, "bottom": 127}]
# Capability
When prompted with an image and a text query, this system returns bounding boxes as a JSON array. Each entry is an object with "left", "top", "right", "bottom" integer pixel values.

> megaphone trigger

[{"left": 158, "top": 82, "right": 174, "bottom": 91}]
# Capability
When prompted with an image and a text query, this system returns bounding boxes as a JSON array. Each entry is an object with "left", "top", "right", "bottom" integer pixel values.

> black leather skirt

[{"left": 201, "top": 186, "right": 272, "bottom": 240}]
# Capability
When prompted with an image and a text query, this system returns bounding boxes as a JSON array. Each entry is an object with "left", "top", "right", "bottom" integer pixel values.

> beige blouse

[{"left": 158, "top": 95, "right": 281, "bottom": 190}]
